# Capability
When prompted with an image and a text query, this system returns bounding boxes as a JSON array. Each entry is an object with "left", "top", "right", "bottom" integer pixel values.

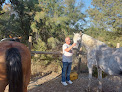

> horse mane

[{"left": 82, "top": 34, "right": 107, "bottom": 49}]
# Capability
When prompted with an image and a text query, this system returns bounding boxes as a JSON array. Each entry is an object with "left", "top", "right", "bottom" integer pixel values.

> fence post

[
  {"left": 28, "top": 36, "right": 32, "bottom": 51},
  {"left": 116, "top": 43, "right": 120, "bottom": 48}
]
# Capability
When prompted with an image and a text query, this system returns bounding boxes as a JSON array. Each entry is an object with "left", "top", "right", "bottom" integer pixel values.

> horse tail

[{"left": 6, "top": 48, "right": 23, "bottom": 92}]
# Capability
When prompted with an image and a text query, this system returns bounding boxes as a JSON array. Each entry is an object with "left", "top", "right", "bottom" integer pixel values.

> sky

[
  {"left": 81, "top": 0, "right": 92, "bottom": 13},
  {"left": 79, "top": 0, "right": 93, "bottom": 28}
]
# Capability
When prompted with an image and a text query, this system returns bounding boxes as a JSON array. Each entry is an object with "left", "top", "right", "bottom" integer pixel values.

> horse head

[
  {"left": 10, "top": 35, "right": 22, "bottom": 42},
  {"left": 13, "top": 37, "right": 21, "bottom": 42},
  {"left": 73, "top": 32, "right": 82, "bottom": 49}
]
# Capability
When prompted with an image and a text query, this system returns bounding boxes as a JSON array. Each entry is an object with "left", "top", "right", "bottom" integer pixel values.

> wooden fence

[{"left": 28, "top": 36, "right": 62, "bottom": 55}]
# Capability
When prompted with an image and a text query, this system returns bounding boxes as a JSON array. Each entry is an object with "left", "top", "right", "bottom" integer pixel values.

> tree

[
  {"left": 0, "top": 0, "right": 38, "bottom": 44},
  {"left": 31, "top": 0, "right": 86, "bottom": 43},
  {"left": 0, "top": 0, "right": 5, "bottom": 11},
  {"left": 87, "top": 0, "right": 122, "bottom": 32}
]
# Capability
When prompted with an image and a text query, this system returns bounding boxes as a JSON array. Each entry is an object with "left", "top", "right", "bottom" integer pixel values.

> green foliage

[
  {"left": 84, "top": 27, "right": 122, "bottom": 48},
  {"left": 0, "top": 0, "right": 5, "bottom": 10},
  {"left": 87, "top": 0, "right": 121, "bottom": 31},
  {"left": 0, "top": 0, "right": 86, "bottom": 44},
  {"left": 31, "top": 22, "right": 38, "bottom": 33},
  {"left": 33, "top": 38, "right": 48, "bottom": 63},
  {"left": 0, "top": 0, "right": 86, "bottom": 65},
  {"left": 47, "top": 37, "right": 60, "bottom": 49},
  {"left": 31, "top": 0, "right": 86, "bottom": 44},
  {"left": 0, "top": 0, "right": 39, "bottom": 44},
  {"left": 33, "top": 38, "right": 47, "bottom": 51},
  {"left": 32, "top": 37, "right": 61, "bottom": 65}
]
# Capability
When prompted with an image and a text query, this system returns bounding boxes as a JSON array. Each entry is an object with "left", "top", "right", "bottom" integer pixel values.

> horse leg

[
  {"left": 23, "top": 73, "right": 30, "bottom": 92},
  {"left": 97, "top": 67, "right": 102, "bottom": 92},
  {"left": 23, "top": 85, "right": 28, "bottom": 92},
  {"left": 23, "top": 71, "right": 31, "bottom": 92},
  {"left": 23, "top": 65, "right": 31, "bottom": 92},
  {"left": 87, "top": 66, "right": 93, "bottom": 92},
  {"left": 118, "top": 77, "right": 122, "bottom": 92},
  {"left": 0, "top": 80, "right": 8, "bottom": 92}
]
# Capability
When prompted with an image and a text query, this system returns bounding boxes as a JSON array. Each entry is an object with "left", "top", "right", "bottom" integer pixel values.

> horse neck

[{"left": 82, "top": 34, "right": 106, "bottom": 51}]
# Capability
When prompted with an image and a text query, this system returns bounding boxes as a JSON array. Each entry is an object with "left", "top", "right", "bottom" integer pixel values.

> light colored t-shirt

[
  {"left": 62, "top": 43, "right": 73, "bottom": 63},
  {"left": 62, "top": 43, "right": 73, "bottom": 56}
]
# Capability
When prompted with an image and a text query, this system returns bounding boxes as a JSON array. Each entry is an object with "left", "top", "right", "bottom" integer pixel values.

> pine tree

[{"left": 87, "top": 0, "right": 121, "bottom": 32}]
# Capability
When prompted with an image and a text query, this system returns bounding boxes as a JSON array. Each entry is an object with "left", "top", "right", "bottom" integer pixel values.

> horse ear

[
  {"left": 73, "top": 32, "right": 75, "bottom": 35},
  {"left": 18, "top": 37, "right": 22, "bottom": 39},
  {"left": 9, "top": 35, "right": 13, "bottom": 38}
]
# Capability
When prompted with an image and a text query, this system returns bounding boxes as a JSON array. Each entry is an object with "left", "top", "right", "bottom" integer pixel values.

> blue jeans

[{"left": 62, "top": 62, "right": 72, "bottom": 82}]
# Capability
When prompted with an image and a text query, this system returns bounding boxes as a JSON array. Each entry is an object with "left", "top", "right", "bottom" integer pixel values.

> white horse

[{"left": 73, "top": 32, "right": 122, "bottom": 91}]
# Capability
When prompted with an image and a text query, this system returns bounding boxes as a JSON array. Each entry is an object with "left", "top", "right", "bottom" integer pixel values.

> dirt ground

[
  {"left": 4, "top": 72, "right": 122, "bottom": 92},
  {"left": 4, "top": 57, "right": 122, "bottom": 92},
  {"left": 27, "top": 73, "right": 122, "bottom": 92}
]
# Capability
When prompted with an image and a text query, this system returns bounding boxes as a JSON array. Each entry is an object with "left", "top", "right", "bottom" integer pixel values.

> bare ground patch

[{"left": 28, "top": 73, "right": 122, "bottom": 92}]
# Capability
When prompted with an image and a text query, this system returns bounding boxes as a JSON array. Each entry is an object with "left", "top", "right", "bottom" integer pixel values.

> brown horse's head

[{"left": 13, "top": 37, "right": 21, "bottom": 42}]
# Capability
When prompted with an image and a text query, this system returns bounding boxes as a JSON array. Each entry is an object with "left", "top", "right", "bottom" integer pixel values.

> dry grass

[{"left": 31, "top": 59, "right": 62, "bottom": 79}]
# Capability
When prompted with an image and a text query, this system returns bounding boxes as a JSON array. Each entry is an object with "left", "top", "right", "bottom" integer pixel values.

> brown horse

[{"left": 0, "top": 40, "right": 31, "bottom": 92}]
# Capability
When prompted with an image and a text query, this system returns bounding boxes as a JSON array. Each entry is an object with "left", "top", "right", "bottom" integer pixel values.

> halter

[
  {"left": 0, "top": 37, "right": 21, "bottom": 42},
  {"left": 73, "top": 32, "right": 84, "bottom": 49},
  {"left": 0, "top": 38, "right": 15, "bottom": 42}
]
